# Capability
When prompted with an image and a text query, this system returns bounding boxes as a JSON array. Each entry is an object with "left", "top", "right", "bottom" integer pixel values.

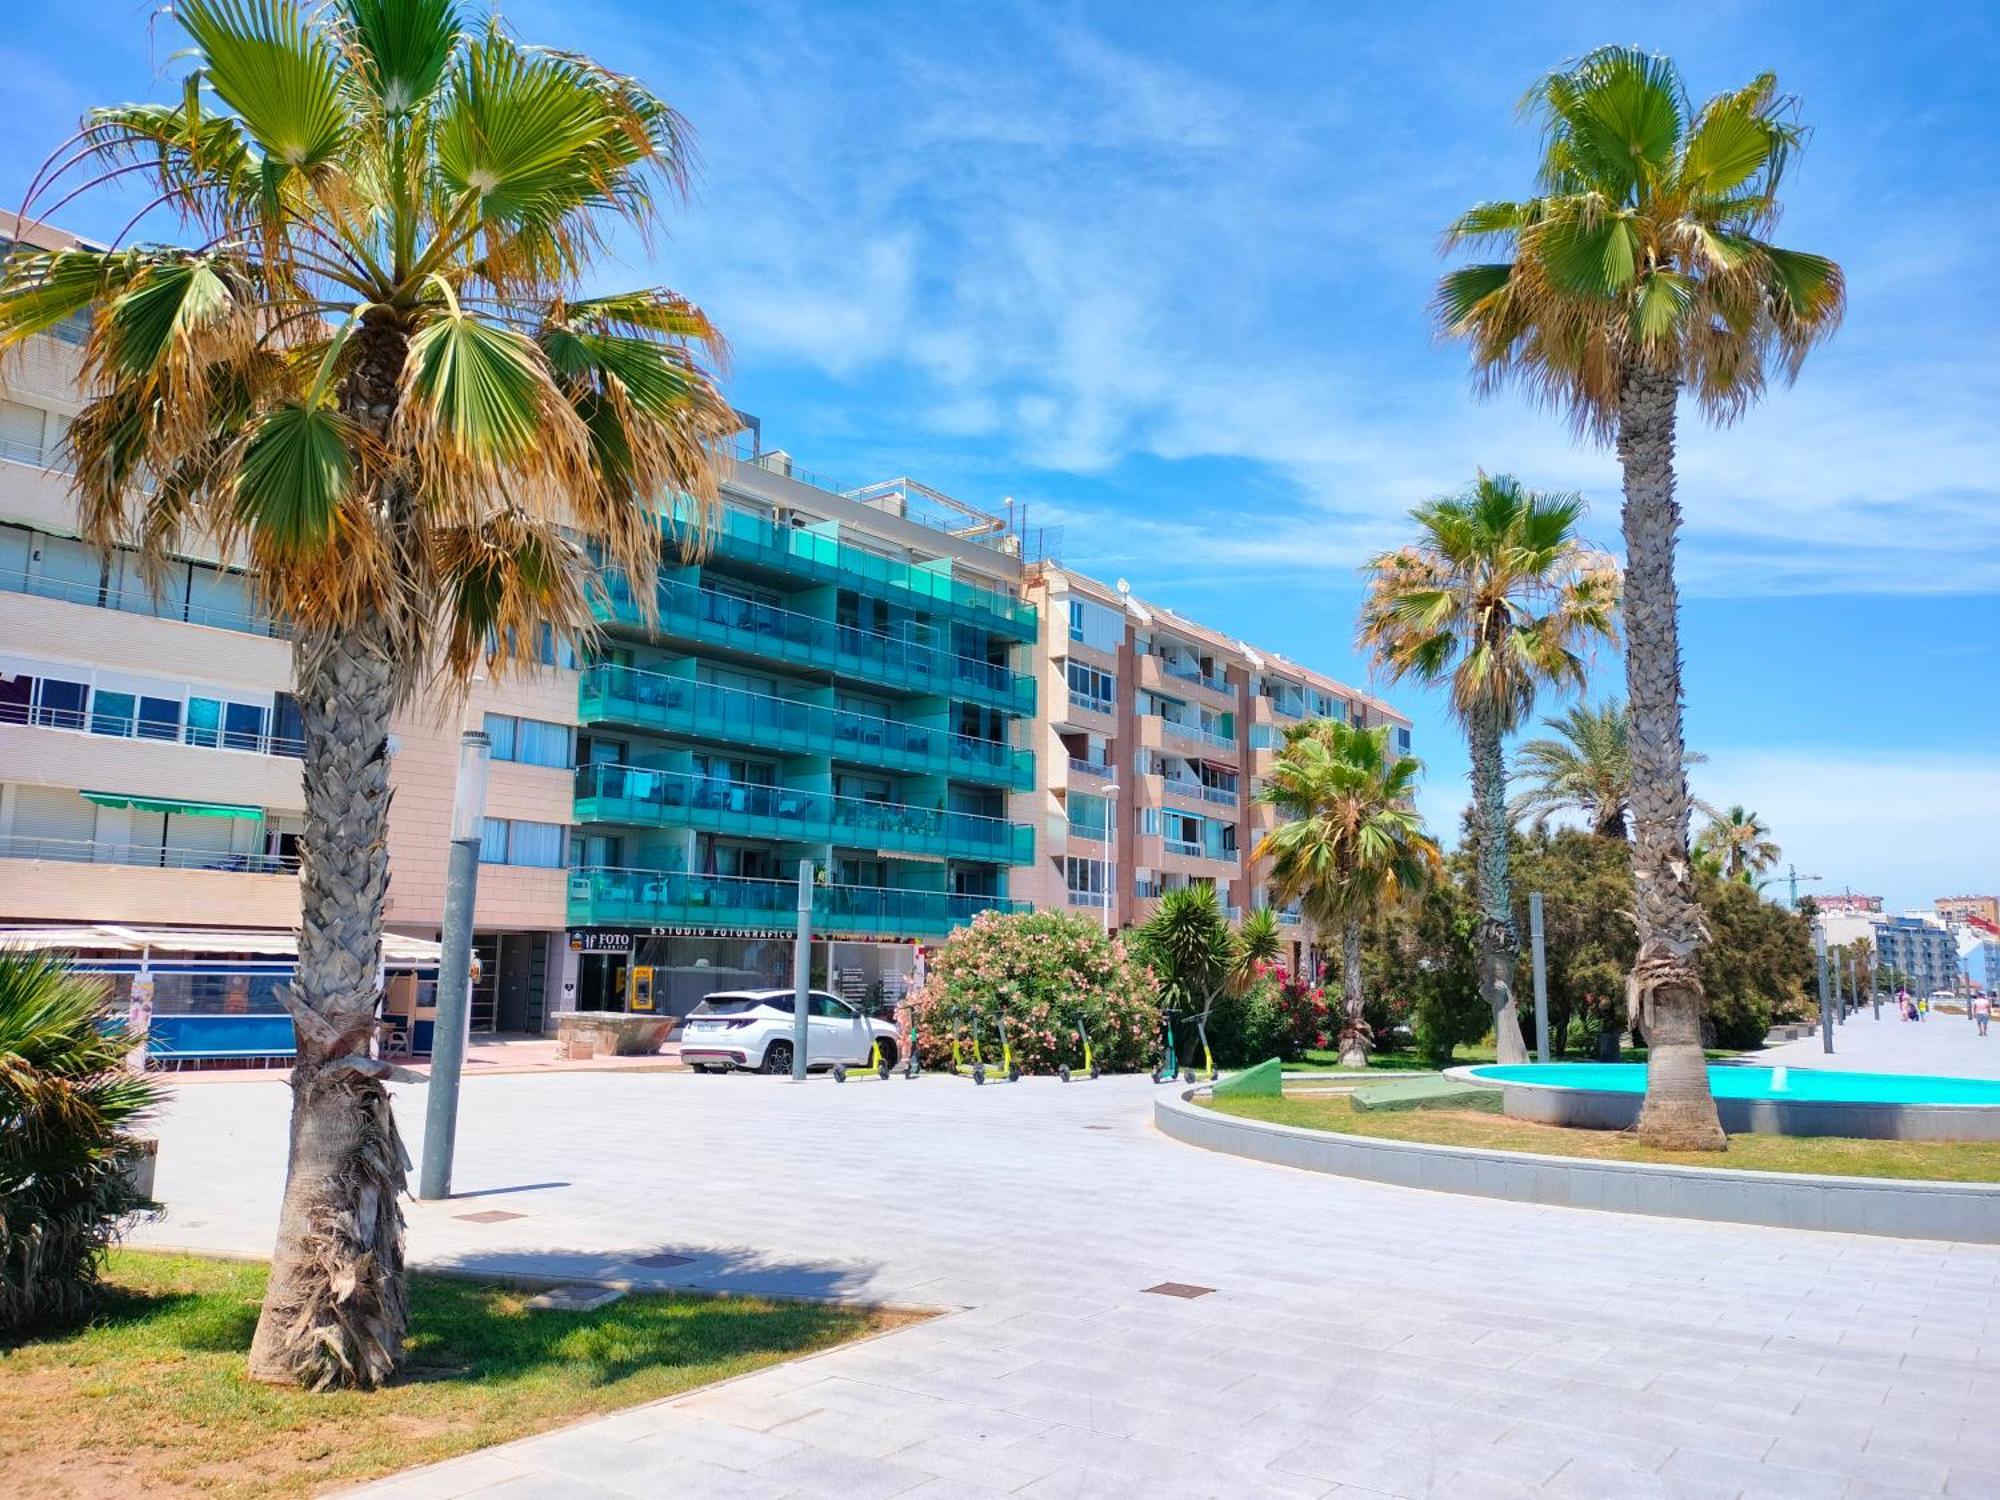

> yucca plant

[
  {"left": 1133, "top": 886, "right": 1235, "bottom": 1074},
  {"left": 0, "top": 0, "right": 734, "bottom": 1385},
  {"left": 1, "top": 952, "right": 161, "bottom": 1338}
]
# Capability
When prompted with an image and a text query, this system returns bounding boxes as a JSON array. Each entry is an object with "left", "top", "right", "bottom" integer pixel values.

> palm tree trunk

[
  {"left": 1468, "top": 705, "right": 1527, "bottom": 1063},
  {"left": 1339, "top": 918, "right": 1369, "bottom": 1068},
  {"left": 1617, "top": 362, "right": 1724, "bottom": 1151},
  {"left": 248, "top": 318, "right": 414, "bottom": 1387}
]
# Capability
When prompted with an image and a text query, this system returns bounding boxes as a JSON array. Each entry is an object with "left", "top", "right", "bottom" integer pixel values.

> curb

[{"left": 1156, "top": 1087, "right": 2000, "bottom": 1244}]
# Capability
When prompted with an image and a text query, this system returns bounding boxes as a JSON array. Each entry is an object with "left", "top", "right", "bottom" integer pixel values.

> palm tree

[
  {"left": 0, "top": 1, "right": 733, "bottom": 1386},
  {"left": 1697, "top": 805, "right": 1780, "bottom": 882},
  {"left": 1511, "top": 701, "right": 1633, "bottom": 839},
  {"left": 1359, "top": 474, "right": 1618, "bottom": 1064},
  {"left": 1254, "top": 720, "right": 1440, "bottom": 1066},
  {"left": 1435, "top": 47, "right": 1844, "bottom": 1148},
  {"left": 1, "top": 953, "right": 162, "bottom": 1336}
]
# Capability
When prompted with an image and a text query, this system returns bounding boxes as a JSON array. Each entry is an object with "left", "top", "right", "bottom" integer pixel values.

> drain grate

[
  {"left": 632, "top": 1253, "right": 696, "bottom": 1268},
  {"left": 453, "top": 1210, "right": 527, "bottom": 1224},
  {"left": 1143, "top": 1282, "right": 1215, "bottom": 1299}
]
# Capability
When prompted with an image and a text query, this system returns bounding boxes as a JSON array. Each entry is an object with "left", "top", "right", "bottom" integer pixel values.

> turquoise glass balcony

[
  {"left": 668, "top": 504, "right": 1038, "bottom": 642},
  {"left": 578, "top": 665, "right": 1033, "bottom": 790},
  {"left": 574, "top": 763, "right": 1035, "bottom": 865},
  {"left": 567, "top": 866, "right": 1025, "bottom": 937},
  {"left": 592, "top": 573, "right": 1035, "bottom": 718}
]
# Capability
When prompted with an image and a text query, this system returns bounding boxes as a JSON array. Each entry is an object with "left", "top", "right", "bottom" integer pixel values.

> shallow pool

[{"left": 1466, "top": 1063, "right": 2000, "bottom": 1108}]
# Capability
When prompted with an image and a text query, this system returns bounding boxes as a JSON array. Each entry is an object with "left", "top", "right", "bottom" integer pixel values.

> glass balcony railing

[
  {"left": 592, "top": 573, "right": 1035, "bottom": 718},
  {"left": 1156, "top": 716, "right": 1237, "bottom": 752},
  {"left": 578, "top": 665, "right": 1033, "bottom": 790},
  {"left": 1067, "top": 758, "right": 1112, "bottom": 781},
  {"left": 567, "top": 866, "right": 1025, "bottom": 936},
  {"left": 666, "top": 503, "right": 1038, "bottom": 642},
  {"left": 574, "top": 763, "right": 1035, "bottom": 865},
  {"left": 0, "top": 564, "right": 287, "bottom": 639},
  {"left": 0, "top": 834, "right": 298, "bottom": 874}
]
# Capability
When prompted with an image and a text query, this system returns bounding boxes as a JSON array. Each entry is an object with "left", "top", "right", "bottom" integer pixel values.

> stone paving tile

[{"left": 133, "top": 1035, "right": 2000, "bottom": 1500}]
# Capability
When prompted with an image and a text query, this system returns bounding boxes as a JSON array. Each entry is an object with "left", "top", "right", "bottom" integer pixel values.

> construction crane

[{"left": 1785, "top": 864, "right": 1823, "bottom": 910}]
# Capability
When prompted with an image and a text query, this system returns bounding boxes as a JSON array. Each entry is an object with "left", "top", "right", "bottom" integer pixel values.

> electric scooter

[
  {"left": 1150, "top": 1007, "right": 1181, "bottom": 1084},
  {"left": 1058, "top": 1007, "right": 1101, "bottom": 1083},
  {"left": 970, "top": 1001, "right": 1021, "bottom": 1085}
]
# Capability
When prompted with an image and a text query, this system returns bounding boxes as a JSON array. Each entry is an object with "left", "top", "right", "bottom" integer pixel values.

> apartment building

[
  {"left": 1018, "top": 566, "right": 1409, "bottom": 974},
  {"left": 1871, "top": 915, "right": 1962, "bottom": 998},
  {"left": 0, "top": 214, "right": 1040, "bottom": 1038},
  {"left": 1936, "top": 895, "right": 2000, "bottom": 930}
]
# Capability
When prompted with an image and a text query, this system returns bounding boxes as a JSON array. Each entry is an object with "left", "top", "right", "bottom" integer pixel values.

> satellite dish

[{"left": 1115, "top": 577, "right": 1130, "bottom": 596}]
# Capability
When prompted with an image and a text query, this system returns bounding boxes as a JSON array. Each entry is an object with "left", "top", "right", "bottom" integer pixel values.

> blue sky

[{"left": 4, "top": 0, "right": 1994, "bottom": 910}]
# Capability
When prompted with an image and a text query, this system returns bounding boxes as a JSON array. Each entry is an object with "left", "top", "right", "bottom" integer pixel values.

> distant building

[
  {"left": 1958, "top": 916, "right": 2000, "bottom": 996},
  {"left": 1813, "top": 892, "right": 1883, "bottom": 915},
  {"left": 1936, "top": 895, "right": 2000, "bottom": 929},
  {"left": 1872, "top": 916, "right": 1961, "bottom": 997}
]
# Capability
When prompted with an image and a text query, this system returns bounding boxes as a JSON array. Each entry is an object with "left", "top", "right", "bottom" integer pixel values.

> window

[
  {"left": 271, "top": 693, "right": 303, "bottom": 755},
  {"left": 480, "top": 818, "right": 566, "bottom": 867},
  {"left": 1066, "top": 660, "right": 1114, "bottom": 711},
  {"left": 140, "top": 695, "right": 182, "bottom": 742},
  {"left": 90, "top": 690, "right": 137, "bottom": 737},
  {"left": 1068, "top": 791, "right": 1110, "bottom": 839},
  {"left": 1065, "top": 856, "right": 1108, "bottom": 901},
  {"left": 485, "top": 713, "right": 572, "bottom": 768},
  {"left": 809, "top": 993, "right": 853, "bottom": 1019},
  {"left": 535, "top": 624, "right": 580, "bottom": 670},
  {"left": 35, "top": 677, "right": 87, "bottom": 730},
  {"left": 223, "top": 701, "right": 267, "bottom": 751}
]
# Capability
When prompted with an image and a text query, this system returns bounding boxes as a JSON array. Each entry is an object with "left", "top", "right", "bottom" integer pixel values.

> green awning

[{"left": 80, "top": 792, "right": 265, "bottom": 820}]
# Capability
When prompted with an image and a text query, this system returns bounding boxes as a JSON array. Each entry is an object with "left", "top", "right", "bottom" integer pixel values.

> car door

[{"left": 807, "top": 991, "right": 867, "bottom": 1064}]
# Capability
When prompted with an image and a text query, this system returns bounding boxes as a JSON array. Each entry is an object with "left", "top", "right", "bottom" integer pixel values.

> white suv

[{"left": 679, "top": 989, "right": 899, "bottom": 1075}]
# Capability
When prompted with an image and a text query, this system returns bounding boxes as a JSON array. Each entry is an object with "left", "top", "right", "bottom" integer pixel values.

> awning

[
  {"left": 0, "top": 923, "right": 441, "bottom": 968},
  {"left": 81, "top": 792, "right": 264, "bottom": 820}
]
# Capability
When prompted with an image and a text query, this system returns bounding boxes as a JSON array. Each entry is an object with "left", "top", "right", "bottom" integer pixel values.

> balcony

[
  {"left": 1142, "top": 714, "right": 1237, "bottom": 755},
  {"left": 1140, "top": 653, "right": 1232, "bottom": 704},
  {"left": 664, "top": 502, "right": 1037, "bottom": 642},
  {"left": 0, "top": 835, "right": 300, "bottom": 926},
  {"left": 573, "top": 763, "right": 1035, "bottom": 865},
  {"left": 567, "top": 866, "right": 1025, "bottom": 937},
  {"left": 1067, "top": 758, "right": 1113, "bottom": 782},
  {"left": 0, "top": 561, "right": 287, "bottom": 640},
  {"left": 1061, "top": 689, "right": 1117, "bottom": 730},
  {"left": 1160, "top": 777, "right": 1238, "bottom": 810},
  {"left": 592, "top": 573, "right": 1034, "bottom": 717},
  {"left": 577, "top": 665, "right": 1032, "bottom": 790}
]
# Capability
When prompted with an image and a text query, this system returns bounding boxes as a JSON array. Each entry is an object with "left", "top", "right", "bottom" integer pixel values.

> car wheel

[{"left": 762, "top": 1040, "right": 793, "bottom": 1075}]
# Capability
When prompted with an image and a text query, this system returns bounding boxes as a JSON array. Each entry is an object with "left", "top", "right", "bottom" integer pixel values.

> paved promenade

[
  {"left": 134, "top": 1035, "right": 2000, "bottom": 1499},
  {"left": 1754, "top": 1007, "right": 2000, "bottom": 1081}
]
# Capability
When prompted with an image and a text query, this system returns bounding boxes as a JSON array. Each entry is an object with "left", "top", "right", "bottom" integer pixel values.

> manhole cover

[
  {"left": 1143, "top": 1282, "right": 1215, "bottom": 1299},
  {"left": 453, "top": 1210, "right": 527, "bottom": 1224},
  {"left": 632, "top": 1253, "right": 696, "bottom": 1268}
]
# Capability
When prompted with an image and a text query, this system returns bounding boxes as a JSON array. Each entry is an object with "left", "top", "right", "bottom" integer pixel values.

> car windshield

[{"left": 691, "top": 994, "right": 792, "bottom": 1017}]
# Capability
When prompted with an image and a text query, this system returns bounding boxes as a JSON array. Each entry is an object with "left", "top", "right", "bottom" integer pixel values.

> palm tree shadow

[{"left": 397, "top": 1244, "right": 890, "bottom": 1390}]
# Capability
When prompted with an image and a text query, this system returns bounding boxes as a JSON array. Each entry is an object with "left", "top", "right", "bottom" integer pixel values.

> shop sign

[{"left": 567, "top": 929, "right": 633, "bottom": 953}]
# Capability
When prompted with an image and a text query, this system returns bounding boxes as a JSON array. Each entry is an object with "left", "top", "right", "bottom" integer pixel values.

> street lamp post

[
  {"left": 418, "top": 729, "right": 491, "bottom": 1201},
  {"left": 1101, "top": 781, "right": 1120, "bottom": 935},
  {"left": 1814, "top": 920, "right": 1834, "bottom": 1055}
]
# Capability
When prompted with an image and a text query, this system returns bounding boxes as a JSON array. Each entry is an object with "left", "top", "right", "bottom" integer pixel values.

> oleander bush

[
  {"left": 1, "top": 952, "right": 161, "bottom": 1336},
  {"left": 908, "top": 910, "right": 1161, "bottom": 1074}
]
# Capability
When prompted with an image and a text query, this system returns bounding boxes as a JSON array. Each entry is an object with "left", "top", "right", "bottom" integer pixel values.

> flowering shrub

[
  {"left": 1238, "top": 968, "right": 1338, "bottom": 1062},
  {"left": 908, "top": 910, "right": 1161, "bottom": 1074}
]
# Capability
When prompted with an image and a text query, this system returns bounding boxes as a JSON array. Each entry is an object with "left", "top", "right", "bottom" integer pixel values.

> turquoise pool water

[{"left": 1467, "top": 1063, "right": 2000, "bottom": 1107}]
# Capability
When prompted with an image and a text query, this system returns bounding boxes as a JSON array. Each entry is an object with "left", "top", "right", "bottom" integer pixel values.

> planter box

[{"left": 555, "top": 1011, "right": 673, "bottom": 1058}]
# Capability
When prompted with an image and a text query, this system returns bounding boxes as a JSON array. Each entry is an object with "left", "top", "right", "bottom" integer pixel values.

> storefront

[{"left": 565, "top": 928, "right": 921, "bottom": 1023}]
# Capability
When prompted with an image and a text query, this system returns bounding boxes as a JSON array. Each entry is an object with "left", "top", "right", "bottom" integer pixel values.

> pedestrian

[{"left": 1975, "top": 993, "right": 1991, "bottom": 1038}]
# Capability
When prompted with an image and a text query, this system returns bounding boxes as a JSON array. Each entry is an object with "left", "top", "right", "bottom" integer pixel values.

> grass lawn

[
  {"left": 1287, "top": 1044, "right": 1738, "bottom": 1073},
  {"left": 0, "top": 1251, "right": 909, "bottom": 1500},
  {"left": 1203, "top": 1091, "right": 2000, "bottom": 1183}
]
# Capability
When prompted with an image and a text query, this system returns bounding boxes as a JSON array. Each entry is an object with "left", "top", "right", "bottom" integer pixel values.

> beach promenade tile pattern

[{"left": 132, "top": 1014, "right": 2000, "bottom": 1499}]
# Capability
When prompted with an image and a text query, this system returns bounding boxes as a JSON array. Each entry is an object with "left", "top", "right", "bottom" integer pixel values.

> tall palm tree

[
  {"left": 1255, "top": 720, "right": 1440, "bottom": 1067},
  {"left": 1358, "top": 474, "right": 1619, "bottom": 1063},
  {"left": 0, "top": 0, "right": 734, "bottom": 1386},
  {"left": 1435, "top": 47, "right": 1844, "bottom": 1148},
  {"left": 1697, "top": 804, "right": 1780, "bottom": 882}
]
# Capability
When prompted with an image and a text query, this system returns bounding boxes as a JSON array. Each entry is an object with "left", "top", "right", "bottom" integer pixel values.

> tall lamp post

[
  {"left": 1101, "top": 781, "right": 1120, "bottom": 935},
  {"left": 1814, "top": 919, "right": 1834, "bottom": 1055},
  {"left": 418, "top": 728, "right": 491, "bottom": 1201}
]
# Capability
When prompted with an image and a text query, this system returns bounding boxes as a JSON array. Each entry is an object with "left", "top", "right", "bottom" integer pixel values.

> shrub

[
  {"left": 1234, "top": 965, "right": 1336, "bottom": 1063},
  {"left": 1, "top": 952, "right": 162, "bottom": 1336},
  {"left": 909, "top": 910, "right": 1161, "bottom": 1074}
]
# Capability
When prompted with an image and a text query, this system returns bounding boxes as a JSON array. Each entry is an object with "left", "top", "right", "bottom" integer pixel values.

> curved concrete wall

[
  {"left": 1478, "top": 1078, "right": 2000, "bottom": 1143},
  {"left": 1157, "top": 1089, "right": 2000, "bottom": 1244}
]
